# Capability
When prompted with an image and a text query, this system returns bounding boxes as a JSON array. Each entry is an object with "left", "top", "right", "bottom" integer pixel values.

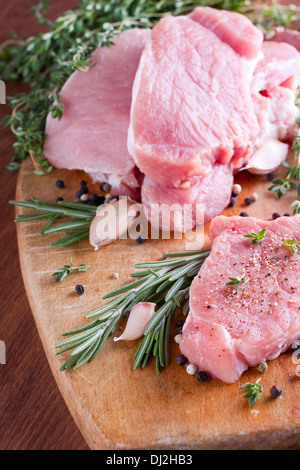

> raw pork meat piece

[
  {"left": 128, "top": 11, "right": 261, "bottom": 189},
  {"left": 188, "top": 6, "right": 263, "bottom": 59},
  {"left": 275, "top": 27, "right": 300, "bottom": 52},
  {"left": 44, "top": 29, "right": 150, "bottom": 200},
  {"left": 180, "top": 215, "right": 300, "bottom": 383},
  {"left": 141, "top": 164, "right": 233, "bottom": 232},
  {"left": 252, "top": 41, "right": 300, "bottom": 93}
]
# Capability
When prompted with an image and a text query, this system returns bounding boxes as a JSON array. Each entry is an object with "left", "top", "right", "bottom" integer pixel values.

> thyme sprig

[
  {"left": 281, "top": 237, "right": 300, "bottom": 255},
  {"left": 9, "top": 197, "right": 97, "bottom": 247},
  {"left": 226, "top": 273, "right": 247, "bottom": 292},
  {"left": 239, "top": 379, "right": 263, "bottom": 407},
  {"left": 244, "top": 228, "right": 267, "bottom": 244},
  {"left": 53, "top": 257, "right": 90, "bottom": 282},
  {"left": 1, "top": 0, "right": 297, "bottom": 173},
  {"left": 54, "top": 249, "right": 210, "bottom": 371}
]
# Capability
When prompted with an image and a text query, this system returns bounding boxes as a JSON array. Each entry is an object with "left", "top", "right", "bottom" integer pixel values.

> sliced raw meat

[
  {"left": 189, "top": 6, "right": 263, "bottom": 59},
  {"left": 252, "top": 85, "right": 299, "bottom": 148},
  {"left": 128, "top": 12, "right": 261, "bottom": 189},
  {"left": 252, "top": 41, "right": 300, "bottom": 93},
  {"left": 275, "top": 27, "right": 300, "bottom": 52},
  {"left": 44, "top": 28, "right": 150, "bottom": 200},
  {"left": 180, "top": 215, "right": 300, "bottom": 383},
  {"left": 141, "top": 164, "right": 233, "bottom": 232}
]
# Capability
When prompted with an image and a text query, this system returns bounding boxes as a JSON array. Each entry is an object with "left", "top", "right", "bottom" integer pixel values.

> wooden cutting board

[{"left": 15, "top": 156, "right": 300, "bottom": 450}]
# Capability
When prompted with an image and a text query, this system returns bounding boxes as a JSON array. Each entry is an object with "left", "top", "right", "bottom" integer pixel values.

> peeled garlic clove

[
  {"left": 245, "top": 139, "right": 289, "bottom": 175},
  {"left": 114, "top": 302, "right": 156, "bottom": 342},
  {"left": 89, "top": 197, "right": 140, "bottom": 250}
]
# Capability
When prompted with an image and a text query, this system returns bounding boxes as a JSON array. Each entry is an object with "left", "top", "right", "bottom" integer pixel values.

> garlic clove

[
  {"left": 244, "top": 139, "right": 289, "bottom": 175},
  {"left": 114, "top": 302, "right": 156, "bottom": 342},
  {"left": 89, "top": 197, "right": 140, "bottom": 250}
]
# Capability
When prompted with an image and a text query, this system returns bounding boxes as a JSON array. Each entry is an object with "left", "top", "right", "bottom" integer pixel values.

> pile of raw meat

[{"left": 45, "top": 7, "right": 300, "bottom": 231}]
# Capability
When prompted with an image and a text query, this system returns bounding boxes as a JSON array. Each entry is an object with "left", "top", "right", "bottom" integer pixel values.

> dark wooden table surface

[{"left": 0, "top": 0, "right": 89, "bottom": 450}]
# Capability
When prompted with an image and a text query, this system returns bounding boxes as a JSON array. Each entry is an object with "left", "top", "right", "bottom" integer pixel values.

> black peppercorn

[
  {"left": 196, "top": 370, "right": 210, "bottom": 382},
  {"left": 270, "top": 385, "right": 282, "bottom": 398},
  {"left": 176, "top": 354, "right": 187, "bottom": 366},
  {"left": 228, "top": 196, "right": 236, "bottom": 207},
  {"left": 245, "top": 197, "right": 254, "bottom": 206},
  {"left": 136, "top": 236, "right": 145, "bottom": 245},
  {"left": 89, "top": 194, "right": 105, "bottom": 206},
  {"left": 272, "top": 212, "right": 281, "bottom": 220},
  {"left": 240, "top": 212, "right": 249, "bottom": 217},
  {"left": 267, "top": 172, "right": 274, "bottom": 181},
  {"left": 284, "top": 213, "right": 290, "bottom": 217},
  {"left": 56, "top": 197, "right": 64, "bottom": 202},
  {"left": 56, "top": 179, "right": 64, "bottom": 189},
  {"left": 176, "top": 320, "right": 184, "bottom": 327},
  {"left": 75, "top": 284, "right": 84, "bottom": 295},
  {"left": 80, "top": 180, "right": 87, "bottom": 187},
  {"left": 100, "top": 182, "right": 111, "bottom": 192},
  {"left": 176, "top": 326, "right": 183, "bottom": 335}
]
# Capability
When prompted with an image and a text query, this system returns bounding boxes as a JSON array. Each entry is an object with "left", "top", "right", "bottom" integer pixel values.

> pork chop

[
  {"left": 128, "top": 12, "right": 261, "bottom": 189},
  {"left": 141, "top": 164, "right": 233, "bottom": 232},
  {"left": 44, "top": 28, "right": 150, "bottom": 200},
  {"left": 180, "top": 215, "right": 300, "bottom": 383}
]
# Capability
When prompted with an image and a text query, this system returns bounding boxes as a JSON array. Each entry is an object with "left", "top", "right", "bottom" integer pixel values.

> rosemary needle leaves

[
  {"left": 9, "top": 197, "right": 96, "bottom": 247},
  {"left": 54, "top": 249, "right": 210, "bottom": 372},
  {"left": 53, "top": 258, "right": 90, "bottom": 282}
]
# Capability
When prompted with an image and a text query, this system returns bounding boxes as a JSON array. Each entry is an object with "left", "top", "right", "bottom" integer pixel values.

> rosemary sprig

[
  {"left": 1, "top": 0, "right": 297, "bottom": 173},
  {"left": 54, "top": 249, "right": 210, "bottom": 371},
  {"left": 239, "top": 379, "right": 263, "bottom": 407},
  {"left": 9, "top": 197, "right": 97, "bottom": 246},
  {"left": 53, "top": 257, "right": 90, "bottom": 282},
  {"left": 244, "top": 228, "right": 267, "bottom": 244}
]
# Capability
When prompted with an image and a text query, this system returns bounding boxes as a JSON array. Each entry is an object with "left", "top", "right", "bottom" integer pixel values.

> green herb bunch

[
  {"left": 1, "top": 0, "right": 297, "bottom": 173},
  {"left": 54, "top": 249, "right": 210, "bottom": 371}
]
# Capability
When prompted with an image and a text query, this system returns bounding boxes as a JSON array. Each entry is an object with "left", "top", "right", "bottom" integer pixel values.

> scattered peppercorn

[
  {"left": 291, "top": 340, "right": 300, "bottom": 351},
  {"left": 284, "top": 213, "right": 290, "bottom": 217},
  {"left": 56, "top": 197, "right": 64, "bottom": 203},
  {"left": 89, "top": 194, "right": 105, "bottom": 206},
  {"left": 272, "top": 212, "right": 281, "bottom": 220},
  {"left": 267, "top": 172, "right": 274, "bottom": 181},
  {"left": 136, "top": 236, "right": 145, "bottom": 245},
  {"left": 80, "top": 193, "right": 89, "bottom": 202},
  {"left": 176, "top": 354, "right": 187, "bottom": 366},
  {"left": 75, "top": 284, "right": 84, "bottom": 295},
  {"left": 80, "top": 180, "right": 87, "bottom": 187},
  {"left": 196, "top": 370, "right": 210, "bottom": 382},
  {"left": 228, "top": 196, "right": 236, "bottom": 207},
  {"left": 174, "top": 334, "right": 182, "bottom": 344},
  {"left": 232, "top": 183, "right": 242, "bottom": 196},
  {"left": 257, "top": 361, "right": 268, "bottom": 373},
  {"left": 186, "top": 364, "right": 197, "bottom": 375},
  {"left": 176, "top": 320, "right": 184, "bottom": 327},
  {"left": 245, "top": 196, "right": 254, "bottom": 206},
  {"left": 240, "top": 212, "right": 249, "bottom": 217},
  {"left": 270, "top": 385, "right": 282, "bottom": 398},
  {"left": 177, "top": 326, "right": 183, "bottom": 335},
  {"left": 56, "top": 179, "right": 64, "bottom": 189},
  {"left": 100, "top": 182, "right": 111, "bottom": 192}
]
